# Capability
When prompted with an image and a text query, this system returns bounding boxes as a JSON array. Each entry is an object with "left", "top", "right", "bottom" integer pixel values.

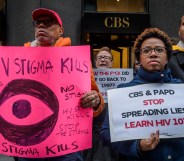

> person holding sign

[
  {"left": 101, "top": 28, "right": 183, "bottom": 161},
  {"left": 83, "top": 47, "right": 118, "bottom": 161},
  {"left": 18, "top": 8, "right": 104, "bottom": 161}
]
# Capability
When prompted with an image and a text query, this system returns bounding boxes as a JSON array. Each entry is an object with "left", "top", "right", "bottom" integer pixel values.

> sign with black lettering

[
  {"left": 108, "top": 83, "right": 184, "bottom": 141},
  {"left": 0, "top": 46, "right": 91, "bottom": 158}
]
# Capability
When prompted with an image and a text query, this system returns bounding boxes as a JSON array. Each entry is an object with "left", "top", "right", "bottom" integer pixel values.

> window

[{"left": 97, "top": 0, "right": 147, "bottom": 13}]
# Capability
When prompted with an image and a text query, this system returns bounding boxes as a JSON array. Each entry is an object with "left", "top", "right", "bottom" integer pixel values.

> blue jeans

[{"left": 18, "top": 152, "right": 83, "bottom": 161}]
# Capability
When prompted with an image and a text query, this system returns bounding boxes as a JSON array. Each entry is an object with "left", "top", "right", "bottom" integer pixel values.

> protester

[
  {"left": 83, "top": 47, "right": 118, "bottom": 161},
  {"left": 101, "top": 28, "right": 183, "bottom": 161},
  {"left": 169, "top": 15, "right": 184, "bottom": 81},
  {"left": 18, "top": 8, "right": 104, "bottom": 161},
  {"left": 95, "top": 46, "right": 113, "bottom": 68}
]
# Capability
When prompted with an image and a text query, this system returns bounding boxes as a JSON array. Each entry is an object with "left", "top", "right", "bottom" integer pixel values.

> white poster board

[
  {"left": 94, "top": 68, "right": 133, "bottom": 103},
  {"left": 108, "top": 83, "right": 184, "bottom": 142}
]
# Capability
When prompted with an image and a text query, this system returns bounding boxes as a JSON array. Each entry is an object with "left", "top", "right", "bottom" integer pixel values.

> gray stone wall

[
  {"left": 6, "top": 0, "right": 184, "bottom": 46},
  {"left": 149, "top": 0, "right": 184, "bottom": 38},
  {"left": 6, "top": 0, "right": 82, "bottom": 46}
]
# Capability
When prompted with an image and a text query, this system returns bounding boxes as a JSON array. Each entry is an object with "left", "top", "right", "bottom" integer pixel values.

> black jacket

[{"left": 169, "top": 45, "right": 184, "bottom": 82}]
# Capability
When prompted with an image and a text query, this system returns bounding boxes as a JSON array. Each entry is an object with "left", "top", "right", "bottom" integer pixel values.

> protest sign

[
  {"left": 0, "top": 46, "right": 92, "bottom": 158},
  {"left": 93, "top": 68, "right": 133, "bottom": 103},
  {"left": 108, "top": 83, "right": 184, "bottom": 142}
]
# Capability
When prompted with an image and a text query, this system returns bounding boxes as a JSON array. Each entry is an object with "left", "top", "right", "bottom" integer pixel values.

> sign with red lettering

[
  {"left": 108, "top": 83, "right": 184, "bottom": 142},
  {"left": 0, "top": 46, "right": 92, "bottom": 157},
  {"left": 93, "top": 68, "right": 133, "bottom": 103}
]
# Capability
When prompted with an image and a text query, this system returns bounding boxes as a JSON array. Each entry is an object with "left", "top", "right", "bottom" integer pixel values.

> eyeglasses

[
  {"left": 140, "top": 46, "right": 166, "bottom": 56},
  {"left": 96, "top": 56, "right": 112, "bottom": 61},
  {"left": 33, "top": 19, "right": 56, "bottom": 28}
]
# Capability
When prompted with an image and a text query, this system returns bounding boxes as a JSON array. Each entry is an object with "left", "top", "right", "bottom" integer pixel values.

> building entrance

[
  {"left": 82, "top": 11, "right": 150, "bottom": 68},
  {"left": 83, "top": 33, "right": 137, "bottom": 68}
]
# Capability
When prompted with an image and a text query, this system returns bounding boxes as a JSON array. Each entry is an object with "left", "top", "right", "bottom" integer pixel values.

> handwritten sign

[
  {"left": 0, "top": 46, "right": 92, "bottom": 158},
  {"left": 94, "top": 68, "right": 133, "bottom": 103},
  {"left": 108, "top": 83, "right": 184, "bottom": 142}
]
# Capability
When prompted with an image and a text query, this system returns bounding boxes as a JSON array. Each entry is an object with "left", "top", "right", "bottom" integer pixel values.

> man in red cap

[
  {"left": 18, "top": 7, "right": 104, "bottom": 161},
  {"left": 24, "top": 8, "right": 71, "bottom": 47}
]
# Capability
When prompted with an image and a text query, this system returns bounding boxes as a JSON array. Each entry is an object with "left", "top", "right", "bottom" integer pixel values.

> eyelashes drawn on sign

[{"left": 0, "top": 79, "right": 59, "bottom": 146}]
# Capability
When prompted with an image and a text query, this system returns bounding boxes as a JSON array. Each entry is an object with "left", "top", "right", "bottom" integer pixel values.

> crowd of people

[{"left": 1, "top": 7, "right": 184, "bottom": 161}]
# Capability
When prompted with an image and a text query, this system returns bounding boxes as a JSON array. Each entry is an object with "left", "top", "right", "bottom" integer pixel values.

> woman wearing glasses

[
  {"left": 95, "top": 47, "right": 113, "bottom": 68},
  {"left": 83, "top": 47, "right": 118, "bottom": 161},
  {"left": 101, "top": 28, "right": 183, "bottom": 161}
]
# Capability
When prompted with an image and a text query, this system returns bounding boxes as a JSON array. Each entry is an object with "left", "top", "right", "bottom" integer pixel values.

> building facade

[{"left": 0, "top": 0, "right": 184, "bottom": 68}]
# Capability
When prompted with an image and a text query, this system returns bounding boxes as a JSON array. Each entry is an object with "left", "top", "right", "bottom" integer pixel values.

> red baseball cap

[{"left": 32, "top": 8, "right": 62, "bottom": 26}]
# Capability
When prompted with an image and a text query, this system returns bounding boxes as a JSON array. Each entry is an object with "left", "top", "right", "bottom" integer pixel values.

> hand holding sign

[
  {"left": 80, "top": 90, "right": 100, "bottom": 109},
  {"left": 139, "top": 130, "right": 160, "bottom": 151}
]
